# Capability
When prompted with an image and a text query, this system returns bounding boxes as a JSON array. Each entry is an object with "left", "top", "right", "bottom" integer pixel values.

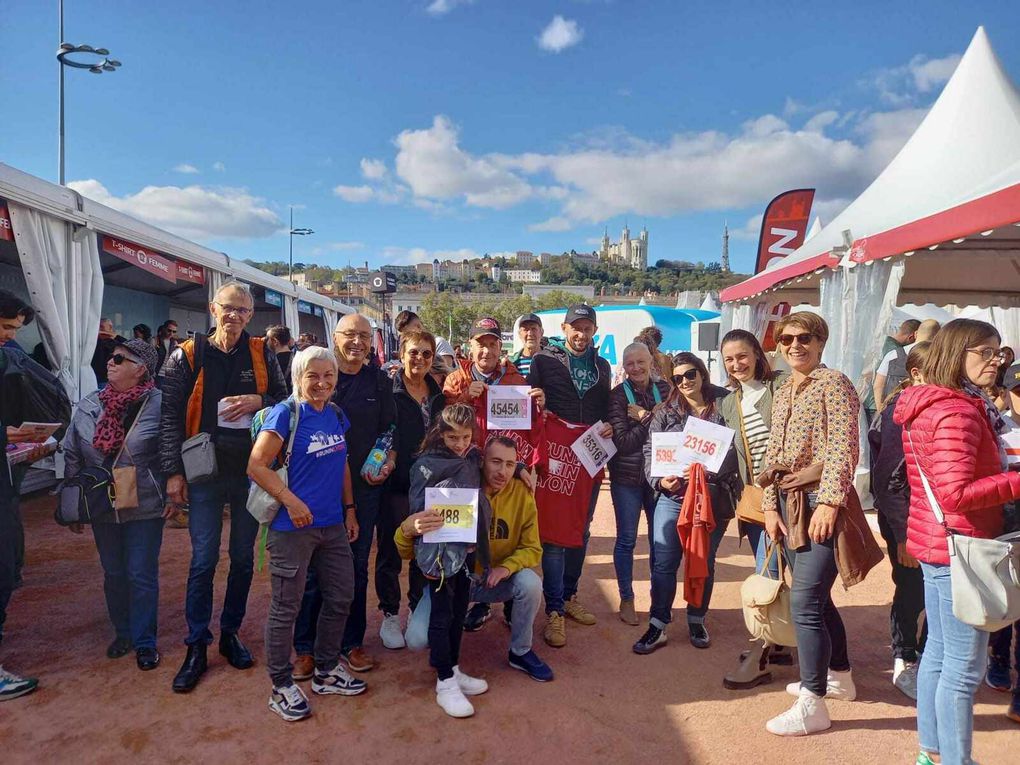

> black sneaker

[
  {"left": 633, "top": 625, "right": 667, "bottom": 655},
  {"left": 688, "top": 623, "right": 711, "bottom": 649},
  {"left": 269, "top": 683, "right": 312, "bottom": 722},
  {"left": 509, "top": 650, "right": 554, "bottom": 682},
  {"left": 503, "top": 600, "right": 513, "bottom": 628},
  {"left": 986, "top": 658, "right": 1012, "bottom": 692},
  {"left": 463, "top": 603, "right": 491, "bottom": 632}
]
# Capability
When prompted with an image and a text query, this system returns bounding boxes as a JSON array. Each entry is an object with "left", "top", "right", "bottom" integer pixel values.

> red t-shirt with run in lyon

[{"left": 534, "top": 413, "right": 602, "bottom": 548}]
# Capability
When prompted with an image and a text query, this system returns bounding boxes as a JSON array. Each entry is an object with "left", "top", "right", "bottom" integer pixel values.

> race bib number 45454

[{"left": 486, "top": 386, "right": 532, "bottom": 430}]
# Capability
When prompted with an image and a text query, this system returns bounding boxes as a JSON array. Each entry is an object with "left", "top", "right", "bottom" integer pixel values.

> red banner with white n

[{"left": 754, "top": 189, "right": 815, "bottom": 274}]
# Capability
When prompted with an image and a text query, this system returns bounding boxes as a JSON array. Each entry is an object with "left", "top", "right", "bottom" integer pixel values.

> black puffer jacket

[
  {"left": 526, "top": 342, "right": 611, "bottom": 426},
  {"left": 158, "top": 331, "right": 287, "bottom": 476},
  {"left": 608, "top": 378, "right": 670, "bottom": 487},
  {"left": 642, "top": 395, "right": 741, "bottom": 520},
  {"left": 868, "top": 392, "right": 909, "bottom": 543},
  {"left": 391, "top": 372, "right": 446, "bottom": 492}
]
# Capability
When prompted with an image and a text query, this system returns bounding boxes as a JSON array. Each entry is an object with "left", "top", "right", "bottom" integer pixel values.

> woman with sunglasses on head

[
  {"left": 716, "top": 329, "right": 792, "bottom": 690},
  {"left": 375, "top": 330, "right": 445, "bottom": 645},
  {"left": 761, "top": 312, "right": 883, "bottom": 737},
  {"left": 635, "top": 353, "right": 739, "bottom": 654},
  {"left": 895, "top": 320, "right": 1020, "bottom": 765},
  {"left": 62, "top": 339, "right": 171, "bottom": 672}
]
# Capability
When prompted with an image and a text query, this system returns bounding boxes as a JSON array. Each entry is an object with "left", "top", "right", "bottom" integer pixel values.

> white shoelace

[
  {"left": 0, "top": 666, "right": 24, "bottom": 683},
  {"left": 279, "top": 684, "right": 306, "bottom": 706}
]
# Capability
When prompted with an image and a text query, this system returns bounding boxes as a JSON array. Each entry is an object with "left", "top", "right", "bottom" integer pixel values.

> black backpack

[
  {"left": 55, "top": 465, "right": 116, "bottom": 525},
  {"left": 0, "top": 347, "right": 72, "bottom": 439}
]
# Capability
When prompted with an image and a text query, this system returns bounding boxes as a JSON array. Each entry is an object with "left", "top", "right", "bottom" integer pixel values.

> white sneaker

[
  {"left": 786, "top": 669, "right": 857, "bottom": 701},
  {"left": 380, "top": 613, "right": 406, "bottom": 650},
  {"left": 893, "top": 661, "right": 918, "bottom": 701},
  {"left": 436, "top": 676, "right": 474, "bottom": 718},
  {"left": 268, "top": 683, "right": 312, "bottom": 722},
  {"left": 453, "top": 665, "right": 488, "bottom": 696},
  {"left": 766, "top": 689, "right": 832, "bottom": 736}
]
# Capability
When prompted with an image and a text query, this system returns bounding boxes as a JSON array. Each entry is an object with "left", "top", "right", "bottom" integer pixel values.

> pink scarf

[{"left": 93, "top": 380, "right": 155, "bottom": 456}]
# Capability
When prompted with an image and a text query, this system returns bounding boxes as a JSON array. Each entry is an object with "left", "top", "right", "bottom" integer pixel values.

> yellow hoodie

[{"left": 394, "top": 477, "right": 541, "bottom": 574}]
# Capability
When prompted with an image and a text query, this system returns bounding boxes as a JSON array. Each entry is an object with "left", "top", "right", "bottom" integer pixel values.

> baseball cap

[
  {"left": 564, "top": 304, "right": 597, "bottom": 325},
  {"left": 469, "top": 317, "right": 502, "bottom": 340},
  {"left": 1003, "top": 362, "right": 1020, "bottom": 391},
  {"left": 117, "top": 339, "right": 159, "bottom": 379},
  {"left": 517, "top": 313, "right": 542, "bottom": 327}
]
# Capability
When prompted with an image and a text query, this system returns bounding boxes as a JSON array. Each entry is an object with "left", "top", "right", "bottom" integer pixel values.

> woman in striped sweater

[{"left": 717, "top": 329, "right": 790, "bottom": 690}]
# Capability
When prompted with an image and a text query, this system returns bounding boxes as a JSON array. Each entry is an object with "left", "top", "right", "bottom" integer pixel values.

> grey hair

[
  {"left": 291, "top": 345, "right": 338, "bottom": 401},
  {"left": 214, "top": 280, "right": 254, "bottom": 305},
  {"left": 622, "top": 342, "right": 652, "bottom": 360}
]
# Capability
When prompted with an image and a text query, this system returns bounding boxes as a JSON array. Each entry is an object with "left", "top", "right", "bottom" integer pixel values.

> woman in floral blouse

[{"left": 761, "top": 312, "right": 861, "bottom": 738}]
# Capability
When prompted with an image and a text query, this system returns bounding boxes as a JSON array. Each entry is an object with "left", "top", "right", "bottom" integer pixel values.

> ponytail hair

[
  {"left": 419, "top": 402, "right": 475, "bottom": 454},
  {"left": 880, "top": 341, "right": 932, "bottom": 411}
]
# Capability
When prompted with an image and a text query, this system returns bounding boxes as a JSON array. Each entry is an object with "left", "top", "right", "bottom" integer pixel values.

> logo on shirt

[
  {"left": 307, "top": 431, "right": 345, "bottom": 456},
  {"left": 490, "top": 517, "right": 509, "bottom": 540},
  {"left": 239, "top": 369, "right": 255, "bottom": 383}
]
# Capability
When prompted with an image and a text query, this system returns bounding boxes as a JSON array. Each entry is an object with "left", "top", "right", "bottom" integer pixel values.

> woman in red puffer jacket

[{"left": 894, "top": 318, "right": 1020, "bottom": 765}]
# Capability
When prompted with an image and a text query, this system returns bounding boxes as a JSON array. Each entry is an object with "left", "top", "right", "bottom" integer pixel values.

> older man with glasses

[{"left": 160, "top": 281, "right": 288, "bottom": 693}]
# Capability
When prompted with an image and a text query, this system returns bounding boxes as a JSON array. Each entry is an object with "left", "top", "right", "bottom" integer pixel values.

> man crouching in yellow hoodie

[{"left": 396, "top": 436, "right": 553, "bottom": 682}]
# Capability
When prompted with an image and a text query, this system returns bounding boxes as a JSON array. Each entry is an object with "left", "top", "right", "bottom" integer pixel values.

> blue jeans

[
  {"left": 918, "top": 562, "right": 988, "bottom": 764},
  {"left": 470, "top": 568, "right": 542, "bottom": 655},
  {"left": 542, "top": 482, "right": 601, "bottom": 615},
  {"left": 184, "top": 475, "right": 259, "bottom": 645},
  {"left": 92, "top": 518, "right": 164, "bottom": 650},
  {"left": 294, "top": 482, "right": 380, "bottom": 654},
  {"left": 649, "top": 494, "right": 730, "bottom": 627},
  {"left": 610, "top": 482, "right": 656, "bottom": 600}
]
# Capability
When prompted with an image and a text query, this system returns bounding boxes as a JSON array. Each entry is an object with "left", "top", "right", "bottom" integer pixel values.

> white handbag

[
  {"left": 740, "top": 543, "right": 798, "bottom": 647},
  {"left": 908, "top": 428, "right": 1020, "bottom": 632},
  {"left": 247, "top": 403, "right": 300, "bottom": 525}
]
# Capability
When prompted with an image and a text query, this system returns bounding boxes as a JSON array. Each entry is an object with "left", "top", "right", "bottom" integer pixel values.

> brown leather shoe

[
  {"left": 619, "top": 598, "right": 639, "bottom": 626},
  {"left": 342, "top": 647, "right": 375, "bottom": 672},
  {"left": 293, "top": 654, "right": 314, "bottom": 681}
]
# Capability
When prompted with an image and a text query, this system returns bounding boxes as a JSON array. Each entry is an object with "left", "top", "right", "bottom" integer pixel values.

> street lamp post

[
  {"left": 288, "top": 205, "right": 314, "bottom": 285},
  {"left": 57, "top": 0, "right": 121, "bottom": 184}
]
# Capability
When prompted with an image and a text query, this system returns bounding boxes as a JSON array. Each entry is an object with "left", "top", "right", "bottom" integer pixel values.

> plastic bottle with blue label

[{"left": 361, "top": 424, "right": 396, "bottom": 481}]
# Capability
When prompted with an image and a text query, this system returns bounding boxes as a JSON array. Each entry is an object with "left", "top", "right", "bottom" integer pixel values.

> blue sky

[{"left": 4, "top": 1, "right": 1019, "bottom": 274}]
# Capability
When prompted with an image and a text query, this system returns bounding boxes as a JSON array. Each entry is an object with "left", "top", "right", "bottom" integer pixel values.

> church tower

[
  {"left": 636, "top": 226, "right": 648, "bottom": 269},
  {"left": 601, "top": 227, "right": 610, "bottom": 261},
  {"left": 621, "top": 223, "right": 631, "bottom": 267}
]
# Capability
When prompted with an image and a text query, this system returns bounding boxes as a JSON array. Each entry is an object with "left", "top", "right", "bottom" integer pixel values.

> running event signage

[
  {"left": 297, "top": 300, "right": 314, "bottom": 315},
  {"left": 0, "top": 201, "right": 12, "bottom": 242},
  {"left": 264, "top": 289, "right": 283, "bottom": 307},
  {"left": 176, "top": 260, "right": 205, "bottom": 285},
  {"left": 101, "top": 235, "right": 204, "bottom": 286}
]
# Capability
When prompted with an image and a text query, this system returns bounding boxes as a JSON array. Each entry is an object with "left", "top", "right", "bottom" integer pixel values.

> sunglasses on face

[
  {"left": 110, "top": 354, "right": 139, "bottom": 366},
  {"left": 671, "top": 369, "right": 699, "bottom": 385},
  {"left": 777, "top": 333, "right": 815, "bottom": 347},
  {"left": 407, "top": 349, "right": 434, "bottom": 359}
]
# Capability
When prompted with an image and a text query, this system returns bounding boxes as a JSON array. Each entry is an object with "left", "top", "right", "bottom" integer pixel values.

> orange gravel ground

[{"left": 0, "top": 488, "right": 1016, "bottom": 764}]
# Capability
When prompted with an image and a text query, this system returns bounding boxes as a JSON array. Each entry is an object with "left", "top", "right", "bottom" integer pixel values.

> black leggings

[{"left": 428, "top": 568, "right": 472, "bottom": 681}]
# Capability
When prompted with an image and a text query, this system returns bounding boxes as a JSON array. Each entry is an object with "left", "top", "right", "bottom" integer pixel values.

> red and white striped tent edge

[{"left": 721, "top": 26, "right": 1020, "bottom": 311}]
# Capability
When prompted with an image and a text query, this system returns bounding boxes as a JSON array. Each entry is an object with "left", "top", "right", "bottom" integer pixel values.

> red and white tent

[{"left": 721, "top": 26, "right": 1020, "bottom": 309}]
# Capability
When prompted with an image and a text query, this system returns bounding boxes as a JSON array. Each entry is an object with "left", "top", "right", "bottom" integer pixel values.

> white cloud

[
  {"left": 528, "top": 216, "right": 573, "bottom": 232},
  {"left": 537, "top": 16, "right": 583, "bottom": 53},
  {"left": 173, "top": 163, "right": 200, "bottom": 174},
  {"left": 333, "top": 185, "right": 376, "bottom": 203},
  {"left": 212, "top": 161, "right": 226, "bottom": 172},
  {"left": 68, "top": 180, "right": 281, "bottom": 240},
  {"left": 393, "top": 115, "right": 532, "bottom": 209},
  {"left": 871, "top": 52, "right": 961, "bottom": 106},
  {"left": 360, "top": 158, "right": 388, "bottom": 180},
  {"left": 910, "top": 54, "right": 962, "bottom": 92},
  {"left": 426, "top": 0, "right": 474, "bottom": 16},
  {"left": 328, "top": 241, "right": 365, "bottom": 251},
  {"left": 381, "top": 246, "right": 479, "bottom": 265}
]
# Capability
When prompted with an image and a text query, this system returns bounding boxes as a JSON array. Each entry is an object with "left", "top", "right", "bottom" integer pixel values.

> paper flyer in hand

[
  {"left": 423, "top": 487, "right": 479, "bottom": 544},
  {"left": 650, "top": 432, "right": 688, "bottom": 478},
  {"left": 486, "top": 386, "right": 532, "bottom": 430},
  {"left": 571, "top": 420, "right": 617, "bottom": 477},
  {"left": 677, "top": 417, "right": 735, "bottom": 474}
]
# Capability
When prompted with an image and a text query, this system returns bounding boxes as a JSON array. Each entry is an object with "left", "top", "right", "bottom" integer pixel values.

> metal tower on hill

[{"left": 721, "top": 223, "right": 730, "bottom": 272}]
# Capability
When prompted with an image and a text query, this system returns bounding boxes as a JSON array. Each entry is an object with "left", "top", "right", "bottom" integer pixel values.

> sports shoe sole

[
  {"left": 508, "top": 658, "right": 553, "bottom": 682},
  {"left": 268, "top": 699, "right": 311, "bottom": 722},
  {"left": 723, "top": 671, "right": 773, "bottom": 691},
  {"left": 0, "top": 684, "right": 39, "bottom": 702},
  {"left": 312, "top": 681, "right": 368, "bottom": 696},
  {"left": 985, "top": 676, "right": 1012, "bottom": 692},
  {"left": 633, "top": 638, "right": 668, "bottom": 655},
  {"left": 463, "top": 614, "right": 491, "bottom": 632}
]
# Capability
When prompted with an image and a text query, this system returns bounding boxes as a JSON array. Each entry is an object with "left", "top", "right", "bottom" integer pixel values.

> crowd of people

[{"left": 1, "top": 284, "right": 1019, "bottom": 761}]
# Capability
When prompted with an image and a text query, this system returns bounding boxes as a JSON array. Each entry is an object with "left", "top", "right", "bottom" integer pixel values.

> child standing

[{"left": 395, "top": 404, "right": 492, "bottom": 717}]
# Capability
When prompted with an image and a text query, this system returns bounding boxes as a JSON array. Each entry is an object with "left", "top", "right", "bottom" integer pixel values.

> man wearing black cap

[
  {"left": 511, "top": 314, "right": 544, "bottom": 378},
  {"left": 526, "top": 304, "right": 612, "bottom": 647}
]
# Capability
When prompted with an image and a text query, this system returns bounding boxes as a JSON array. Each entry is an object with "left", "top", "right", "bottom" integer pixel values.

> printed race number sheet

[
  {"left": 423, "top": 487, "right": 480, "bottom": 544},
  {"left": 649, "top": 418, "right": 735, "bottom": 476},
  {"left": 486, "top": 386, "right": 532, "bottom": 430}
]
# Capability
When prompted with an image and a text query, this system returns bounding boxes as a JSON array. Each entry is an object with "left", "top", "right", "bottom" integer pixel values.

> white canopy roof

[{"left": 722, "top": 27, "right": 1020, "bottom": 305}]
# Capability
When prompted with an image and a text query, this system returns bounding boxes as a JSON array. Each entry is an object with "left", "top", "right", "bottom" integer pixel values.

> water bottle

[{"left": 361, "top": 425, "right": 396, "bottom": 481}]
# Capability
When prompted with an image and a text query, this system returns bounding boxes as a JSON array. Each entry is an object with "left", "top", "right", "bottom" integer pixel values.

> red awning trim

[{"left": 719, "top": 251, "right": 839, "bottom": 302}]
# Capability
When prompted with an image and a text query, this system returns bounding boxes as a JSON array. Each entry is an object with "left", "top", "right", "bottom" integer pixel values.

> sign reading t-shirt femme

[
  {"left": 0, "top": 200, "right": 13, "bottom": 242},
  {"left": 100, "top": 235, "right": 204, "bottom": 286}
]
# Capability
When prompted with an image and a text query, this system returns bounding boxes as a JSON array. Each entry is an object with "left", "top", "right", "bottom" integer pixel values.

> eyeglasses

[
  {"left": 671, "top": 369, "right": 699, "bottom": 385},
  {"left": 778, "top": 333, "right": 816, "bottom": 347},
  {"left": 215, "top": 302, "right": 253, "bottom": 318},
  {"left": 110, "top": 354, "right": 139, "bottom": 366},
  {"left": 966, "top": 347, "right": 1008, "bottom": 364},
  {"left": 407, "top": 349, "right": 434, "bottom": 359},
  {"left": 337, "top": 330, "right": 371, "bottom": 343}
]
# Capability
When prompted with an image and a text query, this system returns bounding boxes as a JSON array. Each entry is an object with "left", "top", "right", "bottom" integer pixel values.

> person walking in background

[
  {"left": 637, "top": 326, "right": 673, "bottom": 382},
  {"left": 873, "top": 319, "right": 940, "bottom": 407},
  {"left": 510, "top": 313, "right": 544, "bottom": 377},
  {"left": 895, "top": 319, "right": 1020, "bottom": 762},
  {"left": 248, "top": 346, "right": 365, "bottom": 722},
  {"left": 864, "top": 319, "right": 921, "bottom": 422},
  {"left": 265, "top": 325, "right": 295, "bottom": 394},
  {"left": 761, "top": 311, "right": 881, "bottom": 737},
  {"left": 91, "top": 317, "right": 124, "bottom": 386},
  {"left": 62, "top": 339, "right": 168, "bottom": 672},
  {"left": 717, "top": 329, "right": 792, "bottom": 690},
  {"left": 133, "top": 324, "right": 153, "bottom": 345},
  {"left": 527, "top": 304, "right": 612, "bottom": 648},
  {"left": 161, "top": 281, "right": 288, "bottom": 693},
  {"left": 635, "top": 353, "right": 738, "bottom": 655},
  {"left": 869, "top": 342, "right": 932, "bottom": 701},
  {"left": 155, "top": 320, "right": 179, "bottom": 383},
  {"left": 607, "top": 342, "right": 670, "bottom": 626}
]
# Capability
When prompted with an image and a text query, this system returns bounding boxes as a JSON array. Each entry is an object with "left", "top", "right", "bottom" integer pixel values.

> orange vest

[{"left": 181, "top": 336, "right": 269, "bottom": 437}]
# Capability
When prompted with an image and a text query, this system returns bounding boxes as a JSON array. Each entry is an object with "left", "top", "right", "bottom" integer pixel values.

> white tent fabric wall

[
  {"left": 322, "top": 308, "right": 338, "bottom": 341},
  {"left": 284, "top": 296, "right": 301, "bottom": 338},
  {"left": 9, "top": 202, "right": 101, "bottom": 401},
  {"left": 958, "top": 305, "right": 1020, "bottom": 349},
  {"left": 207, "top": 269, "right": 225, "bottom": 303}
]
